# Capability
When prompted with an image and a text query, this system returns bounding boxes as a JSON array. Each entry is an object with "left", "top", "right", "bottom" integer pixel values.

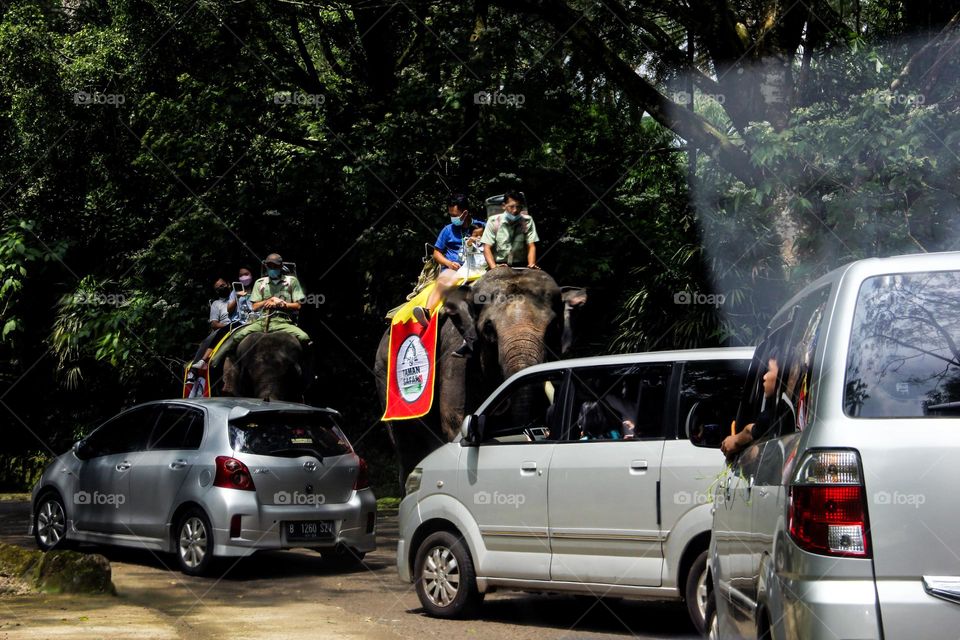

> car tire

[
  {"left": 34, "top": 492, "right": 68, "bottom": 551},
  {"left": 685, "top": 550, "right": 709, "bottom": 634},
  {"left": 175, "top": 508, "right": 215, "bottom": 576},
  {"left": 704, "top": 593, "right": 718, "bottom": 640},
  {"left": 414, "top": 531, "right": 483, "bottom": 618}
]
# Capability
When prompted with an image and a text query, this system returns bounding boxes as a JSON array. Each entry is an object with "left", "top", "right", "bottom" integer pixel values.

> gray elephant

[
  {"left": 375, "top": 268, "right": 587, "bottom": 486},
  {"left": 219, "top": 332, "right": 312, "bottom": 401}
]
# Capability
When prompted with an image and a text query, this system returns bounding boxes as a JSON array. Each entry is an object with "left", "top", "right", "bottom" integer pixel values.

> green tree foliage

[{"left": 0, "top": 0, "right": 958, "bottom": 491}]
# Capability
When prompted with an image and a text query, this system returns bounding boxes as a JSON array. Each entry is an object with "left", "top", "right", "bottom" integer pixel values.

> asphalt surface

[{"left": 0, "top": 501, "right": 699, "bottom": 639}]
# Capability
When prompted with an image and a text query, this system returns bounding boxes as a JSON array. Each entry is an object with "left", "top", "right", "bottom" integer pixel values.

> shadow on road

[{"left": 405, "top": 594, "right": 699, "bottom": 639}]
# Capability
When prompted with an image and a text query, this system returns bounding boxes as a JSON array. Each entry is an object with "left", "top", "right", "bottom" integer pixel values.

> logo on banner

[{"left": 396, "top": 335, "right": 430, "bottom": 402}]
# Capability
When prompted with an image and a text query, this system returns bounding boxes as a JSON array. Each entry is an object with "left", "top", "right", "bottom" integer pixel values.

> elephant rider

[
  {"left": 189, "top": 277, "right": 240, "bottom": 372},
  {"left": 412, "top": 194, "right": 486, "bottom": 341},
  {"left": 210, "top": 253, "right": 311, "bottom": 368},
  {"left": 436, "top": 190, "right": 540, "bottom": 360},
  {"left": 482, "top": 190, "right": 539, "bottom": 270},
  {"left": 233, "top": 265, "right": 260, "bottom": 324}
]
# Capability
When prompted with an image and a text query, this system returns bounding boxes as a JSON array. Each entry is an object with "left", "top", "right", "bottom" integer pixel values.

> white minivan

[{"left": 396, "top": 347, "right": 752, "bottom": 632}]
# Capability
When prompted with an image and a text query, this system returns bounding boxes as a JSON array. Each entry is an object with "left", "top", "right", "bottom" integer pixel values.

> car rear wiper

[{"left": 269, "top": 447, "right": 325, "bottom": 463}]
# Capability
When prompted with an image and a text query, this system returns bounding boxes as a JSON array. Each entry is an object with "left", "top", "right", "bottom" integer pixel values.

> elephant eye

[{"left": 481, "top": 322, "right": 497, "bottom": 340}]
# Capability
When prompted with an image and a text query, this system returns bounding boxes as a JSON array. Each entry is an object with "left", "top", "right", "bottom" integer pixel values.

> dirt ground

[{"left": 0, "top": 501, "right": 698, "bottom": 640}]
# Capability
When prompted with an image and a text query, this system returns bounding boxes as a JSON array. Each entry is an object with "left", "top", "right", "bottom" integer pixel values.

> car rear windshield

[
  {"left": 229, "top": 411, "right": 352, "bottom": 458},
  {"left": 844, "top": 270, "right": 960, "bottom": 418}
]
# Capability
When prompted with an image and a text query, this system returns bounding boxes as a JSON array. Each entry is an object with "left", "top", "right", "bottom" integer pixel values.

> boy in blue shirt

[{"left": 413, "top": 195, "right": 485, "bottom": 345}]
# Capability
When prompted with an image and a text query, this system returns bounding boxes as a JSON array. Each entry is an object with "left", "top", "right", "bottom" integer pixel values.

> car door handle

[
  {"left": 169, "top": 459, "right": 188, "bottom": 470},
  {"left": 629, "top": 460, "right": 648, "bottom": 473},
  {"left": 115, "top": 461, "right": 131, "bottom": 472},
  {"left": 521, "top": 461, "right": 539, "bottom": 475}
]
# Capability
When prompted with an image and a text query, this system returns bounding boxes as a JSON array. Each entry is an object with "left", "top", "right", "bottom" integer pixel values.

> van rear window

[
  {"left": 229, "top": 412, "right": 351, "bottom": 458},
  {"left": 844, "top": 271, "right": 960, "bottom": 418}
]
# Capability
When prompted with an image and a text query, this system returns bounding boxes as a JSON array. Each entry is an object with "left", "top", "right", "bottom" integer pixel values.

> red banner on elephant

[{"left": 382, "top": 311, "right": 439, "bottom": 421}]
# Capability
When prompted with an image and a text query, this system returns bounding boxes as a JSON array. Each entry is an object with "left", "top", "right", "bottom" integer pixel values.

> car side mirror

[
  {"left": 460, "top": 415, "right": 485, "bottom": 446},
  {"left": 73, "top": 439, "right": 93, "bottom": 460},
  {"left": 690, "top": 424, "right": 726, "bottom": 449}
]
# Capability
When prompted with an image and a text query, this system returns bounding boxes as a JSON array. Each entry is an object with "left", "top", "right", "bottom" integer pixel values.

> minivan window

[
  {"left": 568, "top": 364, "right": 671, "bottom": 440},
  {"left": 229, "top": 412, "right": 351, "bottom": 458},
  {"left": 741, "top": 287, "right": 829, "bottom": 442},
  {"left": 679, "top": 359, "right": 750, "bottom": 443},
  {"left": 480, "top": 372, "right": 565, "bottom": 443},
  {"left": 844, "top": 270, "right": 960, "bottom": 418}
]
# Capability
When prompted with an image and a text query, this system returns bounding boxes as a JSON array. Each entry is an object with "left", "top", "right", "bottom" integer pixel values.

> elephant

[
  {"left": 218, "top": 332, "right": 313, "bottom": 402},
  {"left": 375, "top": 267, "right": 587, "bottom": 487}
]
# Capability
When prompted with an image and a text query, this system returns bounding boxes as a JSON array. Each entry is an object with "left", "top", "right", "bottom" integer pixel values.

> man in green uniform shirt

[
  {"left": 210, "top": 253, "right": 310, "bottom": 367},
  {"left": 482, "top": 191, "right": 539, "bottom": 269}
]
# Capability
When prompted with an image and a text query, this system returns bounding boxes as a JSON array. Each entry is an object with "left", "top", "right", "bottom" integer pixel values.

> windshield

[
  {"left": 229, "top": 411, "right": 352, "bottom": 458},
  {"left": 844, "top": 271, "right": 960, "bottom": 418}
]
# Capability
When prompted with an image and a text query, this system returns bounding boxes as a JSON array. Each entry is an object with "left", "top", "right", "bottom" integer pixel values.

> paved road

[{"left": 0, "top": 501, "right": 699, "bottom": 639}]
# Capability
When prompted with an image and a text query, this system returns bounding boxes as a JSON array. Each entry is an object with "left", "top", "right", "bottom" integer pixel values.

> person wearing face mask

[
  {"left": 189, "top": 277, "right": 239, "bottom": 371},
  {"left": 231, "top": 266, "right": 258, "bottom": 324},
  {"left": 209, "top": 253, "right": 311, "bottom": 369},
  {"left": 412, "top": 194, "right": 485, "bottom": 334},
  {"left": 481, "top": 190, "right": 539, "bottom": 270}
]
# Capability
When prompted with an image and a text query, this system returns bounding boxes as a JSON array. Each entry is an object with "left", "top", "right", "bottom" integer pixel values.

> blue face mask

[
  {"left": 450, "top": 216, "right": 463, "bottom": 226},
  {"left": 505, "top": 212, "right": 520, "bottom": 222},
  {"left": 267, "top": 268, "right": 282, "bottom": 279}
]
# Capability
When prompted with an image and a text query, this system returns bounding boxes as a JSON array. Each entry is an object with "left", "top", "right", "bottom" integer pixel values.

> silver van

[
  {"left": 706, "top": 251, "right": 960, "bottom": 639},
  {"left": 397, "top": 347, "right": 753, "bottom": 632}
]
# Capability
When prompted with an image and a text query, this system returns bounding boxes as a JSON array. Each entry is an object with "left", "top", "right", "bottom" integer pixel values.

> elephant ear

[
  {"left": 560, "top": 287, "right": 588, "bottom": 354},
  {"left": 444, "top": 285, "right": 477, "bottom": 340}
]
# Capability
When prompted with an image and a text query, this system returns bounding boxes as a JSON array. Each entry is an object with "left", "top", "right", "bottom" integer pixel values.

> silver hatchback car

[
  {"left": 706, "top": 251, "right": 960, "bottom": 639},
  {"left": 30, "top": 398, "right": 377, "bottom": 575}
]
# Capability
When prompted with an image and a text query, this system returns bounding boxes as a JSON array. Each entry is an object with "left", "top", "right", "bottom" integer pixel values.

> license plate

[{"left": 284, "top": 520, "right": 334, "bottom": 541}]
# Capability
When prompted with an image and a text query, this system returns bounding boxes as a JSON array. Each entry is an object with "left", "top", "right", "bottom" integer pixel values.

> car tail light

[
  {"left": 354, "top": 456, "right": 369, "bottom": 490},
  {"left": 788, "top": 450, "right": 870, "bottom": 557},
  {"left": 214, "top": 456, "right": 256, "bottom": 491}
]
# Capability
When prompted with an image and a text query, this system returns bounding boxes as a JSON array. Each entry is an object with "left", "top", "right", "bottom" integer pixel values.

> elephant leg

[
  {"left": 387, "top": 420, "right": 446, "bottom": 492},
  {"left": 221, "top": 356, "right": 239, "bottom": 396}
]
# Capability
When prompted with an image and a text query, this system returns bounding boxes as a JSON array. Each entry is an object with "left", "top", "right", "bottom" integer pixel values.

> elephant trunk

[{"left": 499, "top": 325, "right": 546, "bottom": 379}]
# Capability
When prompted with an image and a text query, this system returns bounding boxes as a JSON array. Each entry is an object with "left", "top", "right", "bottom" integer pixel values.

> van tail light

[
  {"left": 214, "top": 456, "right": 256, "bottom": 491},
  {"left": 788, "top": 450, "right": 870, "bottom": 558},
  {"left": 354, "top": 456, "right": 369, "bottom": 490}
]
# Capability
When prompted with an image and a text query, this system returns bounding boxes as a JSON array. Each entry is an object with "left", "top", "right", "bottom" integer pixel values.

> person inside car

[{"left": 720, "top": 355, "right": 794, "bottom": 458}]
